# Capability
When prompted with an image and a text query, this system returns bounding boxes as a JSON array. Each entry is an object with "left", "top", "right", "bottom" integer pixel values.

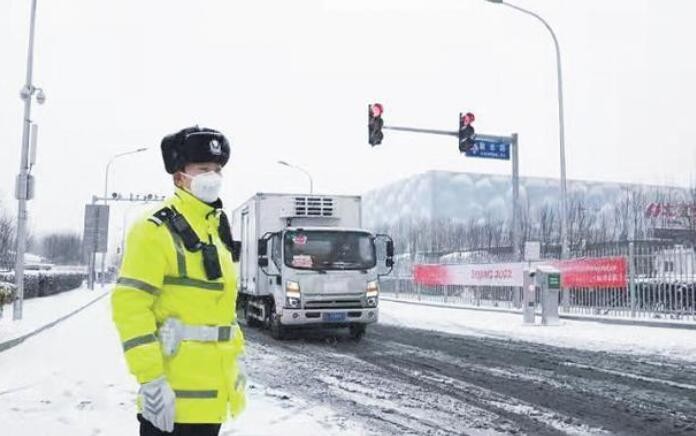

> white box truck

[{"left": 231, "top": 193, "right": 394, "bottom": 340}]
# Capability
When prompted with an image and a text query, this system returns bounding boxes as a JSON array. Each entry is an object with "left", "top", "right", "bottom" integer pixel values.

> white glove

[{"left": 139, "top": 376, "right": 176, "bottom": 433}]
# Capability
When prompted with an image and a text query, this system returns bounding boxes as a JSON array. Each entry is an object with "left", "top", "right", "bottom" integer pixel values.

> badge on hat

[{"left": 209, "top": 139, "right": 222, "bottom": 156}]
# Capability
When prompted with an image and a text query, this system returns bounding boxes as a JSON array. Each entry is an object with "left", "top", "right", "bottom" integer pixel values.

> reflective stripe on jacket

[{"left": 111, "top": 188, "right": 245, "bottom": 423}]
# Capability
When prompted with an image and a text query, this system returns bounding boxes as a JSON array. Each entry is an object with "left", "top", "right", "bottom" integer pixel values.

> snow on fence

[{"left": 380, "top": 245, "right": 696, "bottom": 322}]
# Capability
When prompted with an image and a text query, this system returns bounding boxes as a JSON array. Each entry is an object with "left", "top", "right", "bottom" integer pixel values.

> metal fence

[{"left": 381, "top": 242, "right": 696, "bottom": 322}]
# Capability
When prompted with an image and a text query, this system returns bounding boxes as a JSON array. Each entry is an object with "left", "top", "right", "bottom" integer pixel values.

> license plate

[{"left": 323, "top": 312, "right": 346, "bottom": 322}]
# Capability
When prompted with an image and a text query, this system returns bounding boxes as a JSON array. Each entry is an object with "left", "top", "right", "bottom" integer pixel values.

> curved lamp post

[
  {"left": 485, "top": 0, "right": 569, "bottom": 260},
  {"left": 278, "top": 160, "right": 314, "bottom": 194}
]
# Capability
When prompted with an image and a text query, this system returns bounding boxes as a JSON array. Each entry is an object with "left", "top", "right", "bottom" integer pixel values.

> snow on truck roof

[
  {"left": 232, "top": 192, "right": 362, "bottom": 205},
  {"left": 253, "top": 192, "right": 361, "bottom": 198}
]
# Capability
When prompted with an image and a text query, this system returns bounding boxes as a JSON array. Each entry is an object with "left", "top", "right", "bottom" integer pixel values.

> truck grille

[
  {"left": 294, "top": 196, "right": 334, "bottom": 217},
  {"left": 304, "top": 299, "right": 363, "bottom": 309}
]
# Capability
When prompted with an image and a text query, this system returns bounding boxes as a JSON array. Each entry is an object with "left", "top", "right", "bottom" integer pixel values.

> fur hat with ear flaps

[{"left": 161, "top": 126, "right": 230, "bottom": 174}]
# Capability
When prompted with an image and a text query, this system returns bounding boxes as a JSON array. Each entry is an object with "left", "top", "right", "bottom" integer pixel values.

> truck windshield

[{"left": 283, "top": 230, "right": 376, "bottom": 271}]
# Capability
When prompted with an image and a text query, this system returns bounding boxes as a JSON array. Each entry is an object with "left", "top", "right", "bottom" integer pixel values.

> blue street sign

[{"left": 465, "top": 138, "right": 511, "bottom": 160}]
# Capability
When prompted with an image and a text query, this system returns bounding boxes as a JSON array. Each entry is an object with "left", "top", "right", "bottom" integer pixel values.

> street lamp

[
  {"left": 278, "top": 160, "right": 314, "bottom": 194},
  {"left": 13, "top": 0, "right": 43, "bottom": 321},
  {"left": 104, "top": 147, "right": 149, "bottom": 203},
  {"left": 485, "top": 0, "right": 569, "bottom": 261},
  {"left": 98, "top": 147, "right": 148, "bottom": 287}
]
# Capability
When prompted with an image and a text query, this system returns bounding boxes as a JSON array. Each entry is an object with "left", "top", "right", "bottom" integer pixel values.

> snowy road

[
  {"left": 0, "top": 295, "right": 367, "bottom": 436},
  {"left": 244, "top": 319, "right": 696, "bottom": 435},
  {"left": 2, "top": 291, "right": 696, "bottom": 435}
]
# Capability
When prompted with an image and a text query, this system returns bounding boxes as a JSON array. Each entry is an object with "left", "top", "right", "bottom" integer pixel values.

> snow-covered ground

[
  {"left": 0, "top": 285, "right": 108, "bottom": 345},
  {"left": 3, "top": 286, "right": 696, "bottom": 435},
  {"left": 380, "top": 298, "right": 696, "bottom": 363},
  {"left": 0, "top": 288, "right": 368, "bottom": 436}
]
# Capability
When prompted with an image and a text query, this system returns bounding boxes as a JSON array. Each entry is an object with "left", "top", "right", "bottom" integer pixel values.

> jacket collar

[{"left": 173, "top": 188, "right": 222, "bottom": 219}]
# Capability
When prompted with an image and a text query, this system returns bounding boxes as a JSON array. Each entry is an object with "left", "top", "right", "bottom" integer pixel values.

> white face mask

[{"left": 181, "top": 171, "right": 223, "bottom": 203}]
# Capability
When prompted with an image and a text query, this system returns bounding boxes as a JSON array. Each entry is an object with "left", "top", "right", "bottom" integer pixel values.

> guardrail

[{"left": 380, "top": 244, "right": 696, "bottom": 322}]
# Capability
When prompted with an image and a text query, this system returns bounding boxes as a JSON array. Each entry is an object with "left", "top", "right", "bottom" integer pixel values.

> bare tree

[
  {"left": 0, "top": 202, "right": 16, "bottom": 270},
  {"left": 537, "top": 204, "right": 558, "bottom": 246},
  {"left": 39, "top": 232, "right": 83, "bottom": 265},
  {"left": 689, "top": 182, "right": 696, "bottom": 237}
]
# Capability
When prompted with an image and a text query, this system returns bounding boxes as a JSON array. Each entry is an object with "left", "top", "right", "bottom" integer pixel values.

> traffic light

[
  {"left": 368, "top": 103, "right": 384, "bottom": 146},
  {"left": 458, "top": 112, "right": 476, "bottom": 153}
]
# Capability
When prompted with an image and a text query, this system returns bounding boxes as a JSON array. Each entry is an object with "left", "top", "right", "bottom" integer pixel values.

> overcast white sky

[{"left": 2, "top": 0, "right": 696, "bottom": 242}]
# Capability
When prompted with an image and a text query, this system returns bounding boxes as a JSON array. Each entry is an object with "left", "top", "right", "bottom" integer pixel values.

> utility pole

[{"left": 13, "top": 0, "right": 45, "bottom": 321}]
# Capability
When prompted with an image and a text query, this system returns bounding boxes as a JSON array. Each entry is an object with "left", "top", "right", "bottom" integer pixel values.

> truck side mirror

[
  {"left": 258, "top": 239, "right": 268, "bottom": 256},
  {"left": 231, "top": 241, "right": 241, "bottom": 262},
  {"left": 258, "top": 257, "right": 269, "bottom": 267},
  {"left": 386, "top": 241, "right": 394, "bottom": 258},
  {"left": 375, "top": 233, "right": 394, "bottom": 277}
]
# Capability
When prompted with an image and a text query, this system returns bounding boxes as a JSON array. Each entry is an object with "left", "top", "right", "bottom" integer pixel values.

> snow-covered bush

[
  {"left": 0, "top": 271, "right": 85, "bottom": 299},
  {"left": 0, "top": 281, "right": 15, "bottom": 306}
]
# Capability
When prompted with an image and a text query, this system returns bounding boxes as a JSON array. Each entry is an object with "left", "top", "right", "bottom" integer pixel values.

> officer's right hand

[{"left": 139, "top": 376, "right": 176, "bottom": 432}]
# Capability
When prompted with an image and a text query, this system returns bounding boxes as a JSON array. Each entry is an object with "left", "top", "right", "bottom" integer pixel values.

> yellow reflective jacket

[{"left": 111, "top": 188, "right": 245, "bottom": 424}]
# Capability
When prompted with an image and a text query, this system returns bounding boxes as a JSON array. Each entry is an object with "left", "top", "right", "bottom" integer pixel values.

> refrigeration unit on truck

[{"left": 231, "top": 193, "right": 394, "bottom": 340}]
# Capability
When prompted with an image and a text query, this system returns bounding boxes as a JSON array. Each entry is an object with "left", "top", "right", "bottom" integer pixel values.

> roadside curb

[
  {"left": 381, "top": 297, "right": 696, "bottom": 331},
  {"left": 0, "top": 290, "right": 110, "bottom": 353}
]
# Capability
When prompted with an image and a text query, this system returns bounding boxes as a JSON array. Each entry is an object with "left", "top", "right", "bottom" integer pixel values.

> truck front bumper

[{"left": 278, "top": 307, "right": 379, "bottom": 326}]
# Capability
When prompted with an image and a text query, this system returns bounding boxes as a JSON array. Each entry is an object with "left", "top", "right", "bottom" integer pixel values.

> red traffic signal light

[
  {"left": 368, "top": 103, "right": 384, "bottom": 146},
  {"left": 459, "top": 112, "right": 476, "bottom": 153},
  {"left": 370, "top": 103, "right": 383, "bottom": 117}
]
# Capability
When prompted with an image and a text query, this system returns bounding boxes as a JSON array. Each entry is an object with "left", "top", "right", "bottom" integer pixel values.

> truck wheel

[
  {"left": 270, "top": 314, "right": 287, "bottom": 340},
  {"left": 349, "top": 324, "right": 366, "bottom": 341},
  {"left": 244, "top": 300, "right": 262, "bottom": 328}
]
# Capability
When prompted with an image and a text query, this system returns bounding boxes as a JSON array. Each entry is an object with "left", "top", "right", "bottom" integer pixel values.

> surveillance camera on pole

[{"left": 35, "top": 88, "right": 46, "bottom": 105}]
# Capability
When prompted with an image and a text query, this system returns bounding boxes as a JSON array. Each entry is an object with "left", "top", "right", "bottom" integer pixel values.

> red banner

[
  {"left": 412, "top": 263, "right": 525, "bottom": 287},
  {"left": 412, "top": 256, "right": 628, "bottom": 289},
  {"left": 553, "top": 257, "right": 627, "bottom": 288},
  {"left": 412, "top": 264, "right": 449, "bottom": 286}
]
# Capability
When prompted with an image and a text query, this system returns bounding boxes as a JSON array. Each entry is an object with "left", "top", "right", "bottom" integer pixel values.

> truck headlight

[
  {"left": 286, "top": 296, "right": 301, "bottom": 308},
  {"left": 366, "top": 280, "right": 379, "bottom": 298},
  {"left": 286, "top": 280, "right": 301, "bottom": 299}
]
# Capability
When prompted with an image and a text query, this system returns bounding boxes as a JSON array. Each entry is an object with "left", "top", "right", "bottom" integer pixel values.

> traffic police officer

[{"left": 112, "top": 126, "right": 245, "bottom": 435}]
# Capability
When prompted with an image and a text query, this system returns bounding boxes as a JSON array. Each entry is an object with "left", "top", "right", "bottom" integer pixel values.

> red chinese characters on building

[{"left": 645, "top": 202, "right": 696, "bottom": 219}]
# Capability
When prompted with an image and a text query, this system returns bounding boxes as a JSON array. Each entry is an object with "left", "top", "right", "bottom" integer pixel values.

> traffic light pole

[{"left": 381, "top": 124, "right": 521, "bottom": 260}]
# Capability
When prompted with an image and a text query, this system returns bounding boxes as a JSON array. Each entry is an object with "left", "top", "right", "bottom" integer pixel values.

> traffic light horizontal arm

[
  {"left": 383, "top": 125, "right": 458, "bottom": 137},
  {"left": 384, "top": 125, "right": 515, "bottom": 144}
]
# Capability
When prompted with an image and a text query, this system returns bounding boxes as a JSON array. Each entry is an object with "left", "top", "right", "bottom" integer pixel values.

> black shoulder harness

[
  {"left": 150, "top": 206, "right": 240, "bottom": 263},
  {"left": 150, "top": 206, "right": 203, "bottom": 252},
  {"left": 218, "top": 211, "right": 241, "bottom": 262}
]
